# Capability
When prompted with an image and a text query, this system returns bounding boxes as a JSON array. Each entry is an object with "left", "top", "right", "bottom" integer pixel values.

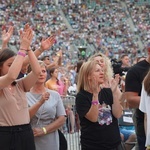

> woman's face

[
  {"left": 37, "top": 66, "right": 47, "bottom": 83},
  {"left": 0, "top": 56, "right": 15, "bottom": 76},
  {"left": 94, "top": 56, "right": 105, "bottom": 69},
  {"left": 52, "top": 69, "right": 58, "bottom": 78},
  {"left": 90, "top": 64, "right": 104, "bottom": 84}
]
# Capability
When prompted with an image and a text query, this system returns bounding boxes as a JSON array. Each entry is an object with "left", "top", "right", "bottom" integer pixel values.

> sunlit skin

[
  {"left": 121, "top": 56, "right": 130, "bottom": 67},
  {"left": 93, "top": 56, "right": 110, "bottom": 86},
  {"left": 0, "top": 56, "right": 15, "bottom": 76},
  {"left": 93, "top": 56, "right": 105, "bottom": 68},
  {"left": 36, "top": 66, "right": 47, "bottom": 84},
  {"left": 88, "top": 64, "right": 104, "bottom": 88},
  {"left": 51, "top": 69, "right": 58, "bottom": 79}
]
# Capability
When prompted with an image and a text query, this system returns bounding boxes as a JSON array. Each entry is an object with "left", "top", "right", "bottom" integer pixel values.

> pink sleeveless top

[{"left": 0, "top": 80, "right": 30, "bottom": 126}]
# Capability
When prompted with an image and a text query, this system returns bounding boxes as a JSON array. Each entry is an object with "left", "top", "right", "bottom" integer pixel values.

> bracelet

[
  {"left": 17, "top": 51, "right": 26, "bottom": 57},
  {"left": 91, "top": 100, "right": 99, "bottom": 105},
  {"left": 42, "top": 127, "right": 47, "bottom": 134}
]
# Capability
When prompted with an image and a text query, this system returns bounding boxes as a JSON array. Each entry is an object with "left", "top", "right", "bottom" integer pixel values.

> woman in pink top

[
  {"left": 45, "top": 67, "right": 69, "bottom": 95},
  {"left": 0, "top": 25, "right": 41, "bottom": 150}
]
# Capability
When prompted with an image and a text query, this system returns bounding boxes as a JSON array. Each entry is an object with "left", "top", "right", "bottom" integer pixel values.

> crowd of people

[
  {"left": 0, "top": 0, "right": 148, "bottom": 62},
  {"left": 0, "top": 0, "right": 150, "bottom": 150}
]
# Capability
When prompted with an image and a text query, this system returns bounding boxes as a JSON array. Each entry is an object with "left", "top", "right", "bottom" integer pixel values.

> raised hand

[
  {"left": 19, "top": 23, "right": 31, "bottom": 44},
  {"left": 91, "top": 76, "right": 100, "bottom": 95},
  {"left": 40, "top": 36, "right": 56, "bottom": 52},
  {"left": 110, "top": 74, "right": 120, "bottom": 93},
  {"left": 2, "top": 26, "right": 14, "bottom": 44},
  {"left": 20, "top": 26, "right": 33, "bottom": 51}
]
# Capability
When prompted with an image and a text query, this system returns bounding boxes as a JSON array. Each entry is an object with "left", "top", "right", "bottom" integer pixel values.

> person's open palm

[
  {"left": 40, "top": 36, "right": 56, "bottom": 51},
  {"left": 20, "top": 27, "right": 33, "bottom": 51},
  {"left": 91, "top": 76, "right": 100, "bottom": 95},
  {"left": 110, "top": 74, "right": 120, "bottom": 93},
  {"left": 2, "top": 26, "right": 14, "bottom": 44}
]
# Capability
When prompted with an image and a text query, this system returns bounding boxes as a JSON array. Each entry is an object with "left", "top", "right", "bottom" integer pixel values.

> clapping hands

[
  {"left": 90, "top": 76, "right": 100, "bottom": 95},
  {"left": 110, "top": 74, "right": 120, "bottom": 93},
  {"left": 19, "top": 24, "right": 33, "bottom": 51},
  {"left": 2, "top": 26, "right": 14, "bottom": 45}
]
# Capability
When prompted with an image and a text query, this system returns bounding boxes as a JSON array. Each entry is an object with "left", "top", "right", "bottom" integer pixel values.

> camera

[{"left": 111, "top": 59, "right": 129, "bottom": 76}]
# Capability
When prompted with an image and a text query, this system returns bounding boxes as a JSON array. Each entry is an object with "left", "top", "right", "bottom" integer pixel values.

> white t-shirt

[{"left": 139, "top": 85, "right": 150, "bottom": 147}]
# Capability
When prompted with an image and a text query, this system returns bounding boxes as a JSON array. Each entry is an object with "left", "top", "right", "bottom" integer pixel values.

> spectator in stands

[
  {"left": 26, "top": 61, "right": 66, "bottom": 150},
  {"left": 76, "top": 60, "right": 123, "bottom": 150},
  {"left": 0, "top": 25, "right": 40, "bottom": 150},
  {"left": 125, "top": 43, "right": 150, "bottom": 150},
  {"left": 89, "top": 52, "right": 136, "bottom": 149},
  {"left": 139, "top": 69, "right": 150, "bottom": 150},
  {"left": 121, "top": 54, "right": 131, "bottom": 68}
]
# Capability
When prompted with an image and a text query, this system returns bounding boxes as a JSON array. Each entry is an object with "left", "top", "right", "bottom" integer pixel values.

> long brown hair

[
  {"left": 0, "top": 48, "right": 16, "bottom": 76},
  {"left": 143, "top": 69, "right": 150, "bottom": 96},
  {"left": 49, "top": 67, "right": 59, "bottom": 85}
]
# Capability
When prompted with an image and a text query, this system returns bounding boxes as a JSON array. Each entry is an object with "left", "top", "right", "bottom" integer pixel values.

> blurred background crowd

[
  {"left": 0, "top": 0, "right": 150, "bottom": 92},
  {"left": 0, "top": 0, "right": 150, "bottom": 65}
]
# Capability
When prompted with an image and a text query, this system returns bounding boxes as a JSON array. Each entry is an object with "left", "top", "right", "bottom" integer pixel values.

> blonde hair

[
  {"left": 77, "top": 60, "right": 99, "bottom": 92},
  {"left": 38, "top": 60, "right": 46, "bottom": 67},
  {"left": 27, "top": 60, "right": 46, "bottom": 73},
  {"left": 88, "top": 52, "right": 113, "bottom": 81}
]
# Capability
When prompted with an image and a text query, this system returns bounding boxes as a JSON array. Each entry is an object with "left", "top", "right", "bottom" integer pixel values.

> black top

[
  {"left": 76, "top": 88, "right": 121, "bottom": 150},
  {"left": 125, "top": 60, "right": 150, "bottom": 137}
]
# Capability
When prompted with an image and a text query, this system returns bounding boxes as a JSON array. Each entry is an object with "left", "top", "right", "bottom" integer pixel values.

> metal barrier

[{"left": 61, "top": 95, "right": 81, "bottom": 150}]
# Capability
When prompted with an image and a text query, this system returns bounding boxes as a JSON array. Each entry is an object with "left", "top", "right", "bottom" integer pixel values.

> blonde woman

[
  {"left": 89, "top": 52, "right": 123, "bottom": 105},
  {"left": 75, "top": 60, "right": 122, "bottom": 150}
]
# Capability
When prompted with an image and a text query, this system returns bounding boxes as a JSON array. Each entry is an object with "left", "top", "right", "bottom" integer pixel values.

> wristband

[
  {"left": 42, "top": 127, "right": 47, "bottom": 134},
  {"left": 18, "top": 51, "right": 26, "bottom": 57},
  {"left": 92, "top": 100, "right": 99, "bottom": 105}
]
